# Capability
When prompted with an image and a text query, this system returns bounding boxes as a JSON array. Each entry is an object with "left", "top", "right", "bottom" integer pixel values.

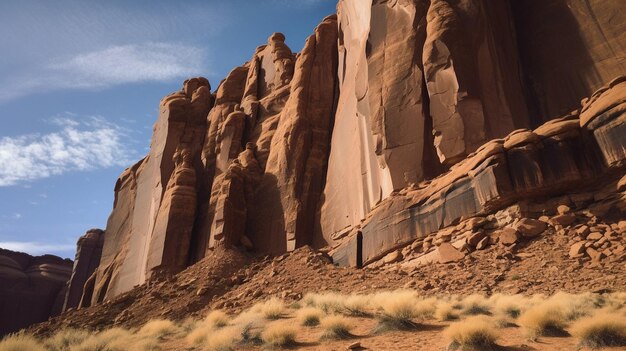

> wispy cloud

[
  {"left": 0, "top": 241, "right": 75, "bottom": 256},
  {"left": 0, "top": 115, "right": 135, "bottom": 186},
  {"left": 0, "top": 42, "right": 206, "bottom": 102}
]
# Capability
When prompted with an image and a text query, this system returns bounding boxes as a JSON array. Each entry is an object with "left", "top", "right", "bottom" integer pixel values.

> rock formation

[
  {"left": 63, "top": 228, "right": 104, "bottom": 311},
  {"left": 63, "top": 0, "right": 624, "bottom": 307},
  {"left": 0, "top": 249, "right": 72, "bottom": 335}
]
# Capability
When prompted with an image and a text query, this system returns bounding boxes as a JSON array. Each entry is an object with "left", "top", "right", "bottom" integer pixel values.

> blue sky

[{"left": 0, "top": 0, "right": 336, "bottom": 259}]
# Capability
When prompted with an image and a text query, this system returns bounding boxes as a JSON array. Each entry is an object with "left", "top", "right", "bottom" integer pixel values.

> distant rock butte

[
  {"left": 9, "top": 0, "right": 624, "bottom": 323},
  {"left": 0, "top": 249, "right": 72, "bottom": 335}
]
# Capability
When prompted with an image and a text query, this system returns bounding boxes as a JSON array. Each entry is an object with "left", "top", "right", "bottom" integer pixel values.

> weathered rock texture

[
  {"left": 0, "top": 249, "right": 72, "bottom": 335},
  {"left": 63, "top": 229, "right": 104, "bottom": 311},
  {"left": 79, "top": 0, "right": 624, "bottom": 304},
  {"left": 330, "top": 78, "right": 626, "bottom": 267}
]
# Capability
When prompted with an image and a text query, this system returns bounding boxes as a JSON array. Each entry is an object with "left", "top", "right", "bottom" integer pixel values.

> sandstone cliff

[
  {"left": 0, "top": 249, "right": 72, "bottom": 335},
  {"left": 69, "top": 0, "right": 625, "bottom": 307}
]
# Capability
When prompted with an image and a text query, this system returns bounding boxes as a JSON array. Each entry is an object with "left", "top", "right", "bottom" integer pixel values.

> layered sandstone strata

[
  {"left": 330, "top": 78, "right": 626, "bottom": 267},
  {"left": 0, "top": 249, "right": 72, "bottom": 335}
]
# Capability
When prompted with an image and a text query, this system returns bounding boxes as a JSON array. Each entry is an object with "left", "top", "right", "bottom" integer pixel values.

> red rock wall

[
  {"left": 84, "top": 0, "right": 624, "bottom": 303},
  {"left": 0, "top": 249, "right": 72, "bottom": 335}
]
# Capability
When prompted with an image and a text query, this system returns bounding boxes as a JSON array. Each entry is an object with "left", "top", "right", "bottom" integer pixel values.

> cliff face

[
  {"left": 0, "top": 249, "right": 72, "bottom": 335},
  {"left": 74, "top": 0, "right": 625, "bottom": 304}
]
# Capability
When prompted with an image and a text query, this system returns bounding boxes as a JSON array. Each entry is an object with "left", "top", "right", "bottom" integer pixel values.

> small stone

[
  {"left": 467, "top": 230, "right": 486, "bottom": 247},
  {"left": 347, "top": 342, "right": 361, "bottom": 350},
  {"left": 557, "top": 205, "right": 571, "bottom": 215},
  {"left": 551, "top": 214, "right": 576, "bottom": 226},
  {"left": 515, "top": 218, "right": 547, "bottom": 238},
  {"left": 586, "top": 247, "right": 605, "bottom": 262},
  {"left": 499, "top": 227, "right": 519, "bottom": 245},
  {"left": 587, "top": 232, "right": 603, "bottom": 241},
  {"left": 196, "top": 287, "right": 208, "bottom": 296},
  {"left": 575, "top": 225, "right": 590, "bottom": 237},
  {"left": 569, "top": 242, "right": 586, "bottom": 258},
  {"left": 476, "top": 236, "right": 489, "bottom": 250}
]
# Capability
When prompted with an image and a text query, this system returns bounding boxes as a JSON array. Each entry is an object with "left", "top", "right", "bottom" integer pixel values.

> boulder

[
  {"left": 499, "top": 228, "right": 520, "bottom": 245},
  {"left": 437, "top": 243, "right": 465, "bottom": 264},
  {"left": 514, "top": 218, "right": 547, "bottom": 238},
  {"left": 551, "top": 214, "right": 576, "bottom": 226}
]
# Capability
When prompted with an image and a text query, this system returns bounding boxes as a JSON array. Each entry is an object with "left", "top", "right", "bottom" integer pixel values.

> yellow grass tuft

[
  {"left": 435, "top": 301, "right": 459, "bottom": 322},
  {"left": 296, "top": 307, "right": 323, "bottom": 327},
  {"left": 570, "top": 312, "right": 626, "bottom": 348},
  {"left": 68, "top": 327, "right": 135, "bottom": 351},
  {"left": 204, "top": 310, "right": 230, "bottom": 329},
  {"left": 205, "top": 327, "right": 241, "bottom": 351},
  {"left": 303, "top": 292, "right": 346, "bottom": 314},
  {"left": 460, "top": 294, "right": 491, "bottom": 316},
  {"left": 261, "top": 324, "right": 297, "bottom": 347},
  {"left": 372, "top": 290, "right": 421, "bottom": 332},
  {"left": 0, "top": 333, "right": 47, "bottom": 351},
  {"left": 320, "top": 315, "right": 354, "bottom": 340},
  {"left": 343, "top": 294, "right": 371, "bottom": 316},
  {"left": 44, "top": 328, "right": 90, "bottom": 351},
  {"left": 491, "top": 294, "right": 523, "bottom": 319},
  {"left": 251, "top": 297, "right": 287, "bottom": 320},
  {"left": 137, "top": 319, "right": 179, "bottom": 339},
  {"left": 518, "top": 302, "right": 568, "bottom": 339},
  {"left": 445, "top": 316, "right": 499, "bottom": 350}
]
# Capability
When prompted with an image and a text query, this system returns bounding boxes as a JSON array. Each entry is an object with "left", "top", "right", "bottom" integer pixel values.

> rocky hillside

[{"left": 3, "top": 0, "right": 625, "bottom": 338}]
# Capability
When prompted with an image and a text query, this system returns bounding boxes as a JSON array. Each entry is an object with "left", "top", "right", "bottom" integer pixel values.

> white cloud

[
  {"left": 0, "top": 115, "right": 135, "bottom": 186},
  {"left": 0, "top": 241, "right": 75, "bottom": 256},
  {"left": 0, "top": 42, "right": 206, "bottom": 101}
]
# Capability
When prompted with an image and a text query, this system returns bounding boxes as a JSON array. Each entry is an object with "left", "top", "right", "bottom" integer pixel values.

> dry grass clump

[
  {"left": 137, "top": 319, "right": 180, "bottom": 340},
  {"left": 205, "top": 327, "right": 241, "bottom": 351},
  {"left": 491, "top": 294, "right": 523, "bottom": 319},
  {"left": 68, "top": 327, "right": 138, "bottom": 351},
  {"left": 231, "top": 310, "right": 265, "bottom": 344},
  {"left": 460, "top": 294, "right": 491, "bottom": 316},
  {"left": 44, "top": 328, "right": 90, "bottom": 351},
  {"left": 445, "top": 316, "right": 499, "bottom": 351},
  {"left": 261, "top": 324, "right": 297, "bottom": 348},
  {"left": 0, "top": 333, "right": 47, "bottom": 351},
  {"left": 251, "top": 297, "right": 287, "bottom": 320},
  {"left": 204, "top": 310, "right": 230, "bottom": 329},
  {"left": 342, "top": 294, "right": 371, "bottom": 317},
  {"left": 186, "top": 311, "right": 233, "bottom": 346},
  {"left": 320, "top": 315, "right": 354, "bottom": 340},
  {"left": 570, "top": 312, "right": 626, "bottom": 348},
  {"left": 303, "top": 292, "right": 346, "bottom": 314},
  {"left": 435, "top": 301, "right": 460, "bottom": 322},
  {"left": 296, "top": 307, "right": 323, "bottom": 327},
  {"left": 372, "top": 290, "right": 421, "bottom": 332},
  {"left": 518, "top": 302, "right": 568, "bottom": 339}
]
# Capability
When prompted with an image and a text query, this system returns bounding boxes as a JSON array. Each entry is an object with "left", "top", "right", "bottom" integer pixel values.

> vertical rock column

[
  {"left": 63, "top": 229, "right": 104, "bottom": 311},
  {"left": 256, "top": 15, "right": 339, "bottom": 252},
  {"left": 92, "top": 78, "right": 213, "bottom": 303}
]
